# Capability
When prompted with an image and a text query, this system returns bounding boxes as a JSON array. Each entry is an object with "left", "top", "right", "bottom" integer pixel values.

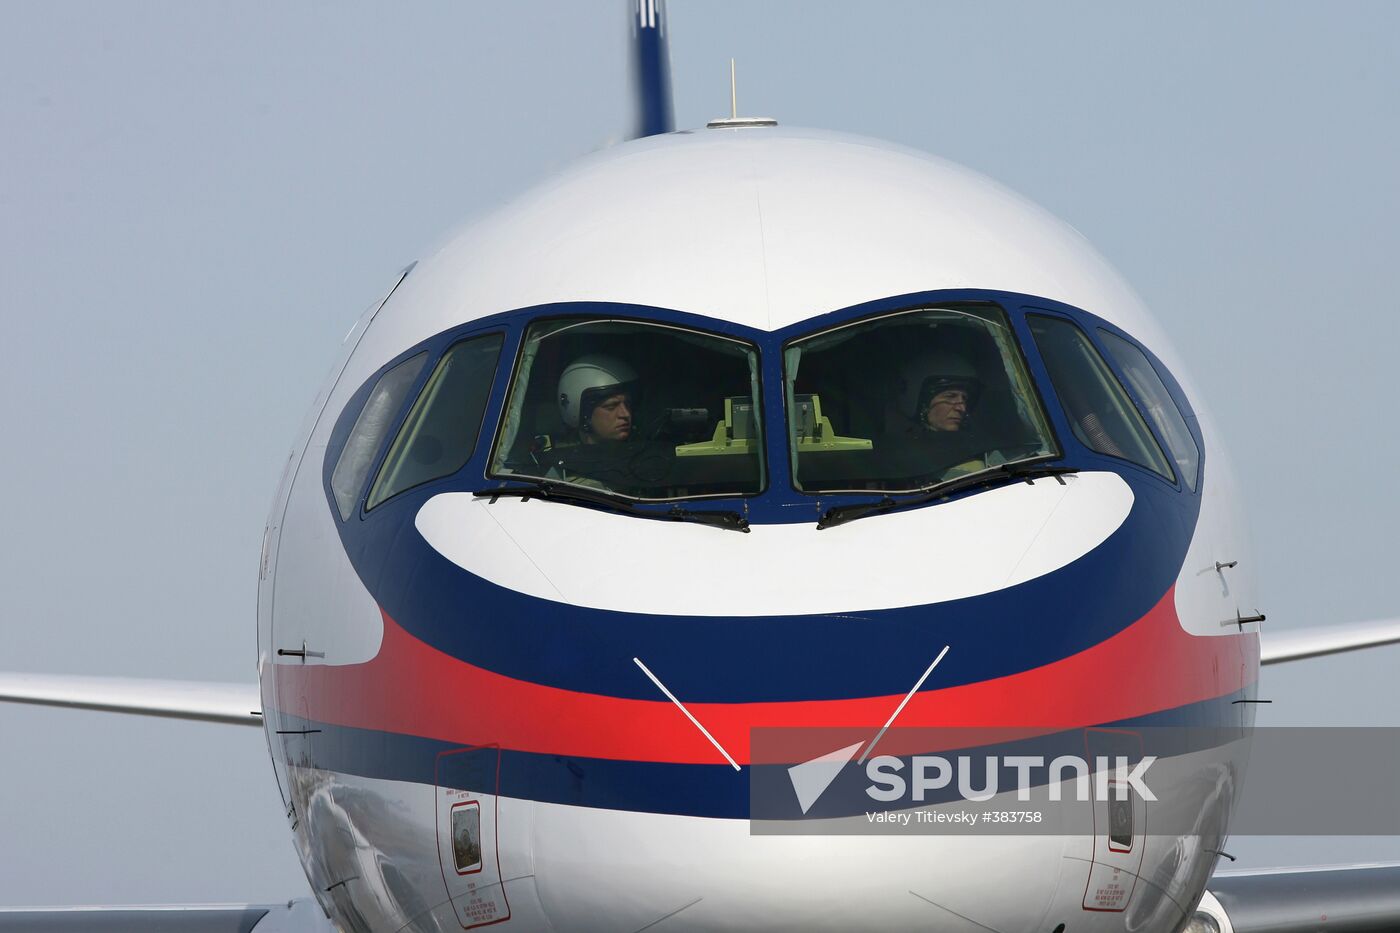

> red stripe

[{"left": 274, "top": 584, "right": 1258, "bottom": 766}]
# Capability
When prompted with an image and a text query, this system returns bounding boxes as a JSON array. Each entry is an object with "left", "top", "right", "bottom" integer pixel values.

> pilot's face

[
  {"left": 587, "top": 392, "right": 633, "bottom": 442},
  {"left": 925, "top": 388, "right": 970, "bottom": 432}
]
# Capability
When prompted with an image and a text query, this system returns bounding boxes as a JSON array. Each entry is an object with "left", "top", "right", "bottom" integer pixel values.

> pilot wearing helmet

[
  {"left": 915, "top": 353, "right": 981, "bottom": 435},
  {"left": 900, "top": 349, "right": 989, "bottom": 480},
  {"left": 540, "top": 354, "right": 644, "bottom": 492},
  {"left": 557, "top": 354, "right": 638, "bottom": 444}
]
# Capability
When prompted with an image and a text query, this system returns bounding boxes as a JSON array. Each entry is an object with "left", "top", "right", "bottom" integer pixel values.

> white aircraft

[{"left": 5, "top": 4, "right": 1400, "bottom": 931}]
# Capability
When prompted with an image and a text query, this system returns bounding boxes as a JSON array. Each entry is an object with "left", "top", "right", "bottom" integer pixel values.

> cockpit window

[
  {"left": 784, "top": 304, "right": 1059, "bottom": 492},
  {"left": 1098, "top": 330, "right": 1200, "bottom": 491},
  {"left": 1027, "top": 315, "right": 1175, "bottom": 482},
  {"left": 488, "top": 318, "right": 764, "bottom": 500},
  {"left": 330, "top": 352, "right": 428, "bottom": 521},
  {"left": 366, "top": 332, "right": 505, "bottom": 510}
]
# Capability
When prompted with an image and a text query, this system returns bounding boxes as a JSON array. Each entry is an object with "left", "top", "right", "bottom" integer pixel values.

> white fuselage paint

[{"left": 416, "top": 471, "right": 1133, "bottom": 616}]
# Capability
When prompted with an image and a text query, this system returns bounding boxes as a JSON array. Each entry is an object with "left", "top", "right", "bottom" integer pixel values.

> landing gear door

[
  {"left": 436, "top": 746, "right": 511, "bottom": 929},
  {"left": 1081, "top": 729, "right": 1147, "bottom": 913}
]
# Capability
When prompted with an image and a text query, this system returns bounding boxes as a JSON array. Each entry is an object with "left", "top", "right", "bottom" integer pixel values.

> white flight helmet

[{"left": 557, "top": 354, "right": 639, "bottom": 432}]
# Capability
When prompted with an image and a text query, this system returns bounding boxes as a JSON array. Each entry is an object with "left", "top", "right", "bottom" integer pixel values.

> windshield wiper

[
  {"left": 816, "top": 463, "right": 1079, "bottom": 530},
  {"left": 474, "top": 480, "right": 750, "bottom": 533}
]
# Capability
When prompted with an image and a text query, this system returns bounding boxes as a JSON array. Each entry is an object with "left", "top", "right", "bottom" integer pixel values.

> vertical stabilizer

[{"left": 630, "top": 0, "right": 674, "bottom": 137}]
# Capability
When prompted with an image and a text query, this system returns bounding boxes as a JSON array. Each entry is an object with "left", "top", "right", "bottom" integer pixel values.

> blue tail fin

[{"left": 630, "top": 0, "right": 674, "bottom": 137}]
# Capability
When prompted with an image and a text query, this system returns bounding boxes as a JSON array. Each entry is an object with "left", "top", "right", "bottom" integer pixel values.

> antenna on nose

[{"left": 707, "top": 58, "right": 777, "bottom": 129}]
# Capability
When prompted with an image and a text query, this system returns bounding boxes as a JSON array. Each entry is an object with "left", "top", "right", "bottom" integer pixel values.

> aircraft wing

[
  {"left": 1197, "top": 864, "right": 1400, "bottom": 932},
  {"left": 0, "top": 675, "right": 319, "bottom": 931},
  {"left": 1261, "top": 617, "right": 1400, "bottom": 666},
  {"left": 0, "top": 899, "right": 333, "bottom": 932},
  {"left": 0, "top": 672, "right": 260, "bottom": 726}
]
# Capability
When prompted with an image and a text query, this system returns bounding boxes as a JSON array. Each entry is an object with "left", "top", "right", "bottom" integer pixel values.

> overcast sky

[{"left": 2, "top": 1, "right": 1398, "bottom": 906}]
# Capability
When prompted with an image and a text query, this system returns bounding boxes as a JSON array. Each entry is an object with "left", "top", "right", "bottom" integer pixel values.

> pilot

[
  {"left": 916, "top": 360, "right": 980, "bottom": 433},
  {"left": 557, "top": 354, "right": 638, "bottom": 445},
  {"left": 903, "top": 351, "right": 987, "bottom": 479},
  {"left": 912, "top": 351, "right": 981, "bottom": 433}
]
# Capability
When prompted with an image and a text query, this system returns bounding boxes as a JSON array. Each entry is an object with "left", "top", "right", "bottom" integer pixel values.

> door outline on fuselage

[
  {"left": 434, "top": 744, "right": 512, "bottom": 929},
  {"left": 1080, "top": 727, "right": 1148, "bottom": 913}
]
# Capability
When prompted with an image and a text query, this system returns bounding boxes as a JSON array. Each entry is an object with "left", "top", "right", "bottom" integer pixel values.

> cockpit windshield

[
  {"left": 489, "top": 318, "right": 765, "bottom": 500},
  {"left": 784, "top": 304, "right": 1058, "bottom": 492}
]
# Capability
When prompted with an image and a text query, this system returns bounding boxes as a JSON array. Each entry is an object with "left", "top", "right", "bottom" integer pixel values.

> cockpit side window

[
  {"left": 366, "top": 333, "right": 505, "bottom": 511},
  {"left": 329, "top": 352, "right": 428, "bottom": 521},
  {"left": 1027, "top": 315, "right": 1175, "bottom": 482},
  {"left": 784, "top": 304, "right": 1059, "bottom": 493},
  {"left": 488, "top": 318, "right": 764, "bottom": 500},
  {"left": 1098, "top": 330, "right": 1200, "bottom": 492}
]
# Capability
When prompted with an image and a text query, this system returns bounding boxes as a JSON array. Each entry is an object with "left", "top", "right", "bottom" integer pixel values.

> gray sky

[{"left": 2, "top": 1, "right": 1397, "bottom": 906}]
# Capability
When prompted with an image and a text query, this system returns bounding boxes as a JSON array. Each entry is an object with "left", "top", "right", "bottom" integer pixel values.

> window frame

[
  {"left": 327, "top": 350, "right": 430, "bottom": 522},
  {"left": 323, "top": 292, "right": 1205, "bottom": 530},
  {"left": 364, "top": 330, "right": 508, "bottom": 513},
  {"left": 484, "top": 313, "right": 770, "bottom": 502},
  {"left": 322, "top": 321, "right": 513, "bottom": 524},
  {"left": 1094, "top": 325, "right": 1203, "bottom": 493},
  {"left": 1022, "top": 310, "right": 1180, "bottom": 488},
  {"left": 779, "top": 301, "right": 1065, "bottom": 496}
]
